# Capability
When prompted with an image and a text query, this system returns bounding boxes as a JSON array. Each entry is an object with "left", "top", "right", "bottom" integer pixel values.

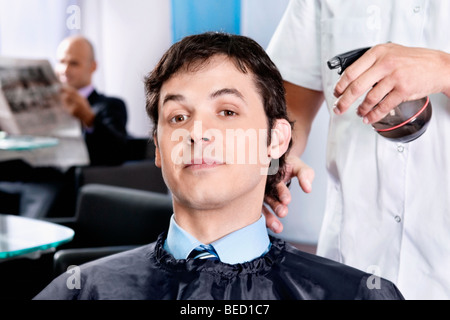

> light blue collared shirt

[
  {"left": 163, "top": 214, "right": 271, "bottom": 265},
  {"left": 78, "top": 84, "right": 95, "bottom": 98}
]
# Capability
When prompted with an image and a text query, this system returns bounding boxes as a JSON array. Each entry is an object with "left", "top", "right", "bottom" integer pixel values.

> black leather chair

[
  {"left": 74, "top": 159, "right": 167, "bottom": 195},
  {"left": 49, "top": 184, "right": 173, "bottom": 275},
  {"left": 124, "top": 137, "right": 155, "bottom": 161},
  {"left": 45, "top": 138, "right": 164, "bottom": 218}
]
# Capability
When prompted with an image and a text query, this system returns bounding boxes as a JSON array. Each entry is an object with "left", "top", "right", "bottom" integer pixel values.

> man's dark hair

[{"left": 144, "top": 32, "right": 292, "bottom": 201}]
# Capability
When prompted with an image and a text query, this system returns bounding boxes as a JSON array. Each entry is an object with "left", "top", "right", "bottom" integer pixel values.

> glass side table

[
  {"left": 0, "top": 132, "right": 59, "bottom": 151},
  {"left": 0, "top": 214, "right": 74, "bottom": 261}
]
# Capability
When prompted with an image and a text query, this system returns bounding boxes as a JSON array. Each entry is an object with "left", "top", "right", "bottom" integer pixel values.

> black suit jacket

[{"left": 85, "top": 90, "right": 128, "bottom": 166}]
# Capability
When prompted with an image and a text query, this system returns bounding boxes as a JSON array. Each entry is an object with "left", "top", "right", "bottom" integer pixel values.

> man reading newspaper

[{"left": 0, "top": 35, "right": 128, "bottom": 217}]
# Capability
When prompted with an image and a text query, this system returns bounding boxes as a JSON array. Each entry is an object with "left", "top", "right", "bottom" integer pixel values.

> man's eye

[
  {"left": 170, "top": 114, "right": 189, "bottom": 123},
  {"left": 219, "top": 110, "right": 237, "bottom": 117}
]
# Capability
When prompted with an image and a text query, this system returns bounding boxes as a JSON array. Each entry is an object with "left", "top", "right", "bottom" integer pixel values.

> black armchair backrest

[
  {"left": 74, "top": 159, "right": 168, "bottom": 195},
  {"left": 70, "top": 184, "right": 173, "bottom": 248}
]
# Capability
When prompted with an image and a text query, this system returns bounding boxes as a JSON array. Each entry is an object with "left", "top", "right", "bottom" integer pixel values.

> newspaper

[{"left": 0, "top": 57, "right": 89, "bottom": 169}]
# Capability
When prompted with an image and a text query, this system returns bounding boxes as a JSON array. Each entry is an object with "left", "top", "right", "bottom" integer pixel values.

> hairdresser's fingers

[
  {"left": 333, "top": 46, "right": 378, "bottom": 98},
  {"left": 334, "top": 65, "right": 385, "bottom": 115},
  {"left": 363, "top": 89, "right": 405, "bottom": 124},
  {"left": 264, "top": 192, "right": 288, "bottom": 219},
  {"left": 263, "top": 204, "right": 284, "bottom": 234},
  {"left": 288, "top": 155, "right": 315, "bottom": 193},
  {"left": 355, "top": 77, "right": 394, "bottom": 118},
  {"left": 277, "top": 180, "right": 292, "bottom": 205}
]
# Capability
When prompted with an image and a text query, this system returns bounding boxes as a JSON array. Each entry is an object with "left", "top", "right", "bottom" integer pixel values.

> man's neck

[{"left": 172, "top": 191, "right": 265, "bottom": 244}]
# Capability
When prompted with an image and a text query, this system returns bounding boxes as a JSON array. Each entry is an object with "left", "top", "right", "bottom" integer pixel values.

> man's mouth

[{"left": 184, "top": 158, "right": 224, "bottom": 169}]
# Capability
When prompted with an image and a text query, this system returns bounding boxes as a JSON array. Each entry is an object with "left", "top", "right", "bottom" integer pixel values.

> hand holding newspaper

[{"left": 0, "top": 57, "right": 89, "bottom": 169}]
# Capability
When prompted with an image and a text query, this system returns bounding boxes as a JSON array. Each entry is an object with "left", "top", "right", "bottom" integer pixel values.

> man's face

[
  {"left": 155, "top": 55, "right": 273, "bottom": 211},
  {"left": 55, "top": 39, "right": 96, "bottom": 89}
]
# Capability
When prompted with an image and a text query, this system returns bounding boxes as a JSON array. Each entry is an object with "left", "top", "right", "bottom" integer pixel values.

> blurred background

[{"left": 0, "top": 0, "right": 328, "bottom": 245}]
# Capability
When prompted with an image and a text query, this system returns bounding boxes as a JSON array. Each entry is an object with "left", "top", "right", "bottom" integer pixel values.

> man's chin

[{"left": 176, "top": 191, "right": 226, "bottom": 211}]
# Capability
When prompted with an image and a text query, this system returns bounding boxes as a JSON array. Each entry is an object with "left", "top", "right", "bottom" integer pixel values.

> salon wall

[{"left": 80, "top": 0, "right": 172, "bottom": 139}]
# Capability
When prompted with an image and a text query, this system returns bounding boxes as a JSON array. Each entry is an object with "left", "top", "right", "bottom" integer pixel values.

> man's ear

[
  {"left": 268, "top": 119, "right": 292, "bottom": 159},
  {"left": 153, "top": 133, "right": 162, "bottom": 168},
  {"left": 90, "top": 60, "right": 97, "bottom": 74}
]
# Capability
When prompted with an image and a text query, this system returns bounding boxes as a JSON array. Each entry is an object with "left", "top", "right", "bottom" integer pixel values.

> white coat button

[{"left": 394, "top": 215, "right": 402, "bottom": 223}]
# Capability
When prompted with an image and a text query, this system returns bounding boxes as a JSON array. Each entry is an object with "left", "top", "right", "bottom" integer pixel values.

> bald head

[{"left": 56, "top": 35, "right": 97, "bottom": 89}]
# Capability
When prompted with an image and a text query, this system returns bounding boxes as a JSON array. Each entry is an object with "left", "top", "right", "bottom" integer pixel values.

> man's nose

[
  {"left": 58, "top": 63, "right": 69, "bottom": 75},
  {"left": 187, "top": 120, "right": 214, "bottom": 145},
  {"left": 188, "top": 131, "right": 212, "bottom": 145},
  {"left": 188, "top": 136, "right": 210, "bottom": 145}
]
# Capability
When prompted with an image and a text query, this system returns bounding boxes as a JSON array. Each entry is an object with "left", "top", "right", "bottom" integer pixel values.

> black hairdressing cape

[{"left": 34, "top": 234, "right": 404, "bottom": 300}]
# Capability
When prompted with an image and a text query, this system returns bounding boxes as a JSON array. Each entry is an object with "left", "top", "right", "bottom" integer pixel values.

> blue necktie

[{"left": 188, "top": 244, "right": 219, "bottom": 260}]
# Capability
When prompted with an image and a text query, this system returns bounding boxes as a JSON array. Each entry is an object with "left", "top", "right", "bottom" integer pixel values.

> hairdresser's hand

[
  {"left": 263, "top": 154, "right": 315, "bottom": 233},
  {"left": 333, "top": 43, "right": 450, "bottom": 124},
  {"left": 60, "top": 85, "right": 95, "bottom": 127}
]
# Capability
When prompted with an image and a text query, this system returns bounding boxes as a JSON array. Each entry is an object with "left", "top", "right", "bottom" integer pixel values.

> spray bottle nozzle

[{"left": 327, "top": 47, "right": 371, "bottom": 75}]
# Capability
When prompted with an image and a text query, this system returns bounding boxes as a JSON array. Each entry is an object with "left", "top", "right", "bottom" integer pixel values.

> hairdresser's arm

[
  {"left": 264, "top": 81, "right": 324, "bottom": 233},
  {"left": 333, "top": 43, "right": 450, "bottom": 124}
]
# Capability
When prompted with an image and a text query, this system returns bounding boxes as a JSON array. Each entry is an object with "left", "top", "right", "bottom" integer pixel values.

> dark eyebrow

[
  {"left": 162, "top": 88, "right": 246, "bottom": 106},
  {"left": 162, "top": 93, "right": 185, "bottom": 106},
  {"left": 210, "top": 88, "right": 246, "bottom": 103}
]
